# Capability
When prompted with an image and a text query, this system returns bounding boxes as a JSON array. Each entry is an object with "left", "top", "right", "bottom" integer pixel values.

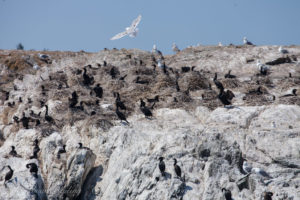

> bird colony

[{"left": 0, "top": 44, "right": 300, "bottom": 200}]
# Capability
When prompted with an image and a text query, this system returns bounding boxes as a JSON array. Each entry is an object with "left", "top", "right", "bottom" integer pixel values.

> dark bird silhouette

[
  {"left": 57, "top": 145, "right": 66, "bottom": 159},
  {"left": 140, "top": 104, "right": 153, "bottom": 118},
  {"left": 69, "top": 91, "right": 78, "bottom": 108},
  {"left": 8, "top": 101, "right": 15, "bottom": 108},
  {"left": 218, "top": 88, "right": 235, "bottom": 106},
  {"left": 181, "top": 66, "right": 191, "bottom": 73},
  {"left": 35, "top": 119, "right": 40, "bottom": 126},
  {"left": 30, "top": 110, "right": 41, "bottom": 118},
  {"left": 221, "top": 188, "right": 232, "bottom": 200},
  {"left": 214, "top": 73, "right": 224, "bottom": 90},
  {"left": 30, "top": 139, "right": 40, "bottom": 159},
  {"left": 4, "top": 165, "right": 14, "bottom": 184},
  {"left": 280, "top": 89, "right": 297, "bottom": 97},
  {"left": 41, "top": 85, "right": 46, "bottom": 96},
  {"left": 158, "top": 157, "right": 166, "bottom": 176},
  {"left": 265, "top": 57, "right": 291, "bottom": 66},
  {"left": 173, "top": 158, "right": 182, "bottom": 178},
  {"left": 9, "top": 146, "right": 18, "bottom": 157},
  {"left": 78, "top": 142, "right": 89, "bottom": 149},
  {"left": 147, "top": 95, "right": 159, "bottom": 103},
  {"left": 5, "top": 91, "right": 9, "bottom": 100},
  {"left": 93, "top": 84, "right": 103, "bottom": 98},
  {"left": 140, "top": 99, "right": 146, "bottom": 107},
  {"left": 21, "top": 112, "right": 30, "bottom": 129},
  {"left": 44, "top": 105, "right": 55, "bottom": 124},
  {"left": 13, "top": 116, "right": 19, "bottom": 124},
  {"left": 224, "top": 70, "right": 236, "bottom": 79},
  {"left": 83, "top": 67, "right": 94, "bottom": 86},
  {"left": 26, "top": 163, "right": 38, "bottom": 178},
  {"left": 28, "top": 98, "right": 32, "bottom": 104},
  {"left": 19, "top": 97, "right": 22, "bottom": 103},
  {"left": 40, "top": 100, "right": 45, "bottom": 108},
  {"left": 263, "top": 192, "right": 273, "bottom": 200},
  {"left": 115, "top": 92, "right": 126, "bottom": 110},
  {"left": 76, "top": 69, "right": 82, "bottom": 75},
  {"left": 136, "top": 76, "right": 149, "bottom": 84},
  {"left": 110, "top": 67, "right": 117, "bottom": 79},
  {"left": 116, "top": 106, "right": 129, "bottom": 124},
  {"left": 175, "top": 79, "right": 180, "bottom": 92},
  {"left": 119, "top": 74, "right": 127, "bottom": 81}
]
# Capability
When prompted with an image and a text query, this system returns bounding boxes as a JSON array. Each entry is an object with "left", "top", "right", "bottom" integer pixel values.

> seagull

[
  {"left": 242, "top": 161, "right": 252, "bottom": 174},
  {"left": 110, "top": 15, "right": 142, "bottom": 40},
  {"left": 33, "top": 64, "right": 40, "bottom": 70},
  {"left": 172, "top": 43, "right": 180, "bottom": 53},
  {"left": 243, "top": 37, "right": 253, "bottom": 45},
  {"left": 251, "top": 167, "right": 272, "bottom": 179},
  {"left": 218, "top": 42, "right": 223, "bottom": 47},
  {"left": 152, "top": 44, "right": 157, "bottom": 53},
  {"left": 257, "top": 60, "right": 269, "bottom": 75},
  {"left": 278, "top": 46, "right": 288, "bottom": 54}
]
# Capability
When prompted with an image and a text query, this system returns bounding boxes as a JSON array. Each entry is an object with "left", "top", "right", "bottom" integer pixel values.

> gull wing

[
  {"left": 129, "top": 15, "right": 142, "bottom": 30},
  {"left": 110, "top": 30, "right": 129, "bottom": 40}
]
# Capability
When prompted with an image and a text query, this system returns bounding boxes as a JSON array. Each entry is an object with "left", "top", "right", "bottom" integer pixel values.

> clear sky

[{"left": 1, "top": 0, "right": 300, "bottom": 54}]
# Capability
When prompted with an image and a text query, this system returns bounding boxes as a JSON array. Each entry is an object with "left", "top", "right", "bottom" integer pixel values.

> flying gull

[{"left": 110, "top": 15, "right": 142, "bottom": 40}]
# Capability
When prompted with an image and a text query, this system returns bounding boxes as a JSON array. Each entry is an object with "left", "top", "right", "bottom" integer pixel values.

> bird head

[{"left": 159, "top": 157, "right": 164, "bottom": 161}]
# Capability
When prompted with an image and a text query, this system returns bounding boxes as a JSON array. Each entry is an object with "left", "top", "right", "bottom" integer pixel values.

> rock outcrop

[{"left": 0, "top": 45, "right": 300, "bottom": 199}]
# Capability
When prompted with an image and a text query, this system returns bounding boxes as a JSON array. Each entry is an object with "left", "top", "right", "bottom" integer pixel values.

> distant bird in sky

[{"left": 110, "top": 15, "right": 142, "bottom": 40}]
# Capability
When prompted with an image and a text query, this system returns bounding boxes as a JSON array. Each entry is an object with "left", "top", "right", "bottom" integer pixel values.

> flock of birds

[{"left": 1, "top": 18, "right": 298, "bottom": 199}]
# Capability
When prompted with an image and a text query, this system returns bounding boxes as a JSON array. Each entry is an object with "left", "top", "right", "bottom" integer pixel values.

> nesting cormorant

[
  {"left": 26, "top": 163, "right": 38, "bottom": 178},
  {"left": 173, "top": 158, "right": 182, "bottom": 178},
  {"left": 147, "top": 95, "right": 159, "bottom": 103},
  {"left": 214, "top": 73, "right": 224, "bottom": 90},
  {"left": 263, "top": 192, "right": 273, "bottom": 200},
  {"left": 57, "top": 145, "right": 66, "bottom": 159},
  {"left": 136, "top": 76, "right": 149, "bottom": 84},
  {"left": 44, "top": 105, "right": 55, "bottom": 124},
  {"left": 218, "top": 88, "right": 234, "bottom": 106},
  {"left": 221, "top": 188, "right": 232, "bottom": 200},
  {"left": 4, "top": 165, "right": 14, "bottom": 184},
  {"left": 9, "top": 146, "right": 18, "bottom": 157},
  {"left": 116, "top": 107, "right": 129, "bottom": 124},
  {"left": 158, "top": 157, "right": 166, "bottom": 176},
  {"left": 224, "top": 70, "right": 236, "bottom": 79},
  {"left": 93, "top": 84, "right": 103, "bottom": 98}
]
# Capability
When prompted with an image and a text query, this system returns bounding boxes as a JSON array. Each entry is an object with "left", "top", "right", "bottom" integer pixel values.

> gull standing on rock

[
  {"left": 242, "top": 160, "right": 252, "bottom": 174},
  {"left": 278, "top": 46, "right": 289, "bottom": 54},
  {"left": 110, "top": 15, "right": 142, "bottom": 40},
  {"left": 172, "top": 43, "right": 180, "bottom": 53},
  {"left": 243, "top": 37, "right": 253, "bottom": 45}
]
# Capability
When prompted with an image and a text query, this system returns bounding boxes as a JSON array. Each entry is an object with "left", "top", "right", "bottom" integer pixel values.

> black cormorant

[
  {"left": 115, "top": 93, "right": 126, "bottom": 110},
  {"left": 57, "top": 145, "right": 66, "bottom": 159},
  {"left": 119, "top": 74, "right": 127, "bottom": 81},
  {"left": 140, "top": 104, "right": 152, "bottom": 118},
  {"left": 9, "top": 146, "right": 18, "bottom": 157},
  {"left": 158, "top": 157, "right": 165, "bottom": 176},
  {"left": 26, "top": 163, "right": 38, "bottom": 178},
  {"left": 116, "top": 106, "right": 129, "bottom": 124},
  {"left": 224, "top": 70, "right": 236, "bottom": 79},
  {"left": 21, "top": 112, "right": 30, "bottom": 129},
  {"left": 83, "top": 67, "right": 94, "bottom": 86},
  {"left": 44, "top": 105, "right": 55, "bottom": 124},
  {"left": 136, "top": 77, "right": 149, "bottom": 84},
  {"left": 140, "top": 99, "right": 146, "bottom": 107},
  {"left": 93, "top": 84, "right": 103, "bottom": 98},
  {"left": 214, "top": 73, "right": 224, "bottom": 90},
  {"left": 263, "top": 192, "right": 273, "bottom": 200},
  {"left": 4, "top": 165, "right": 14, "bottom": 184},
  {"left": 218, "top": 88, "right": 234, "bottom": 106},
  {"left": 221, "top": 188, "right": 232, "bottom": 200},
  {"left": 173, "top": 158, "right": 182, "bottom": 178},
  {"left": 147, "top": 95, "right": 159, "bottom": 103}
]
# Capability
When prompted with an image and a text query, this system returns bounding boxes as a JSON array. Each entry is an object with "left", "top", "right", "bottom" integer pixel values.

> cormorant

[
  {"left": 76, "top": 69, "right": 82, "bottom": 75},
  {"left": 116, "top": 106, "right": 129, "bottom": 124},
  {"left": 8, "top": 101, "right": 15, "bottom": 107},
  {"left": 57, "top": 145, "right": 66, "bottom": 159},
  {"left": 119, "top": 74, "right": 127, "bottom": 81},
  {"left": 147, "top": 95, "right": 159, "bottom": 103},
  {"left": 9, "top": 146, "right": 18, "bottom": 157},
  {"left": 173, "top": 158, "right": 182, "bottom": 178},
  {"left": 115, "top": 93, "right": 126, "bottom": 110},
  {"left": 83, "top": 67, "right": 94, "bottom": 86},
  {"left": 19, "top": 97, "right": 22, "bottom": 103},
  {"left": 136, "top": 76, "right": 149, "bottom": 84},
  {"left": 30, "top": 110, "right": 41, "bottom": 118},
  {"left": 26, "top": 163, "right": 38, "bottom": 178},
  {"left": 41, "top": 85, "right": 46, "bottom": 96},
  {"left": 263, "top": 192, "right": 273, "bottom": 200},
  {"left": 221, "top": 188, "right": 232, "bottom": 200},
  {"left": 181, "top": 66, "right": 191, "bottom": 73},
  {"left": 44, "top": 105, "right": 55, "bottom": 124},
  {"left": 78, "top": 142, "right": 89, "bottom": 149},
  {"left": 224, "top": 70, "right": 236, "bottom": 79},
  {"left": 214, "top": 73, "right": 224, "bottom": 90},
  {"left": 140, "top": 104, "right": 152, "bottom": 118},
  {"left": 140, "top": 99, "right": 146, "bottom": 107},
  {"left": 158, "top": 157, "right": 165, "bottom": 176},
  {"left": 110, "top": 67, "right": 117, "bottom": 79},
  {"left": 93, "top": 84, "right": 103, "bottom": 98},
  {"left": 21, "top": 112, "right": 30, "bottom": 129},
  {"left": 4, "top": 165, "right": 13, "bottom": 184},
  {"left": 69, "top": 91, "right": 78, "bottom": 108},
  {"left": 175, "top": 80, "right": 180, "bottom": 92},
  {"left": 218, "top": 88, "right": 234, "bottom": 106},
  {"left": 28, "top": 98, "right": 32, "bottom": 104}
]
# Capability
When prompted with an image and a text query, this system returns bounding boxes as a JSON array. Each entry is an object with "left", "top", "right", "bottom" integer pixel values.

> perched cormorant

[
  {"left": 78, "top": 142, "right": 89, "bottom": 149},
  {"left": 263, "top": 192, "right": 273, "bottom": 200},
  {"left": 26, "top": 163, "right": 38, "bottom": 178},
  {"left": 21, "top": 112, "right": 30, "bottom": 129},
  {"left": 8, "top": 101, "right": 15, "bottom": 108},
  {"left": 93, "top": 84, "right": 103, "bottom": 98},
  {"left": 140, "top": 99, "right": 146, "bottom": 107},
  {"left": 147, "top": 95, "right": 159, "bottom": 103},
  {"left": 119, "top": 74, "right": 127, "bottom": 81},
  {"left": 173, "top": 158, "right": 182, "bottom": 178},
  {"left": 110, "top": 67, "right": 117, "bottom": 79},
  {"left": 224, "top": 70, "right": 236, "bottom": 79},
  {"left": 221, "top": 188, "right": 233, "bottom": 200},
  {"left": 44, "top": 105, "right": 55, "bottom": 124},
  {"left": 9, "top": 146, "right": 18, "bottom": 157},
  {"left": 214, "top": 73, "right": 224, "bottom": 90},
  {"left": 76, "top": 69, "right": 82, "bottom": 75},
  {"left": 57, "top": 145, "right": 66, "bottom": 159},
  {"left": 83, "top": 67, "right": 94, "bottom": 86},
  {"left": 175, "top": 79, "right": 180, "bottom": 92},
  {"left": 140, "top": 104, "right": 153, "bottom": 118},
  {"left": 30, "top": 140, "right": 40, "bottom": 159},
  {"left": 69, "top": 91, "right": 78, "bottom": 108},
  {"left": 19, "top": 97, "right": 22, "bottom": 103},
  {"left": 115, "top": 93, "right": 126, "bottom": 110},
  {"left": 136, "top": 76, "right": 149, "bottom": 84},
  {"left": 158, "top": 157, "right": 166, "bottom": 176},
  {"left": 218, "top": 88, "right": 234, "bottom": 106},
  {"left": 181, "top": 66, "right": 191, "bottom": 73},
  {"left": 116, "top": 106, "right": 129, "bottom": 124},
  {"left": 4, "top": 165, "right": 14, "bottom": 184}
]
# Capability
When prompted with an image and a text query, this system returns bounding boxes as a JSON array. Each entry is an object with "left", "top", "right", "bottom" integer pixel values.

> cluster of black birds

[{"left": 158, "top": 157, "right": 182, "bottom": 180}]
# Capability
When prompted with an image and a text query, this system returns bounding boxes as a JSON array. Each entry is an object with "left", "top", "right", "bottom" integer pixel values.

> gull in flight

[{"left": 110, "top": 15, "right": 142, "bottom": 40}]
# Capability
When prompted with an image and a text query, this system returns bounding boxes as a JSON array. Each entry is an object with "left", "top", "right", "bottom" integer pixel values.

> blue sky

[{"left": 1, "top": 0, "right": 300, "bottom": 54}]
